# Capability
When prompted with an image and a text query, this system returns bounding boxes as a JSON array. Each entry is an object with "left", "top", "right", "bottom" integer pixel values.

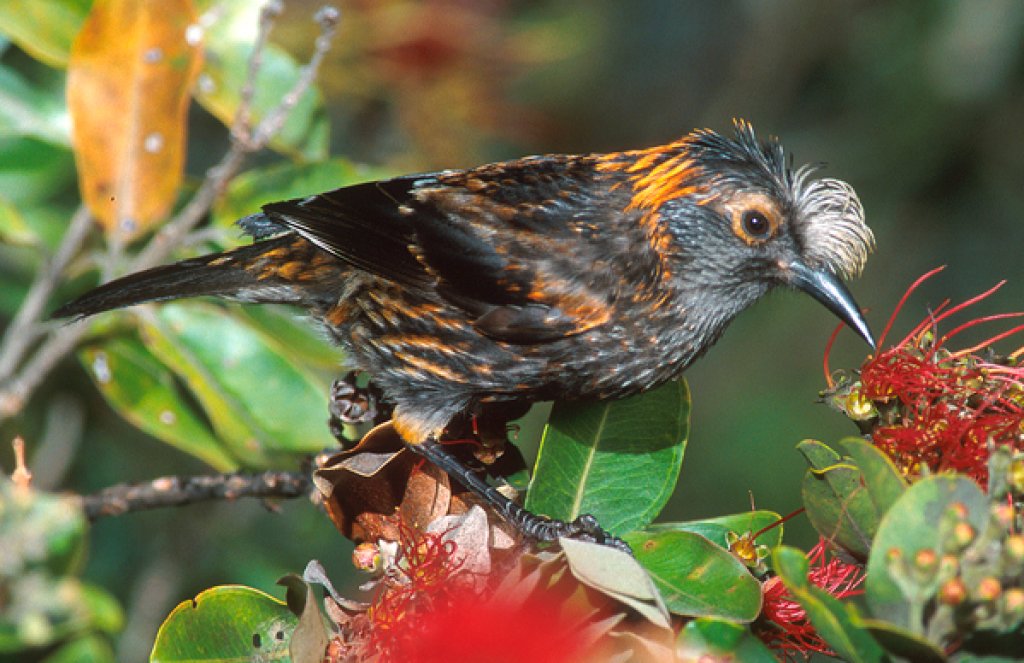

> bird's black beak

[{"left": 786, "top": 261, "right": 876, "bottom": 350}]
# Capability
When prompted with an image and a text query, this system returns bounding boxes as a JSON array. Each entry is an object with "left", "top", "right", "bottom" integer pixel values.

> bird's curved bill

[{"left": 786, "top": 261, "right": 876, "bottom": 350}]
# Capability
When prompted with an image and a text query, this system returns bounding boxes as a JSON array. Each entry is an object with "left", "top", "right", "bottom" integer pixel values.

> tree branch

[
  {"left": 0, "top": 206, "right": 92, "bottom": 382},
  {"left": 0, "top": 5, "right": 340, "bottom": 425},
  {"left": 79, "top": 470, "right": 314, "bottom": 520}
]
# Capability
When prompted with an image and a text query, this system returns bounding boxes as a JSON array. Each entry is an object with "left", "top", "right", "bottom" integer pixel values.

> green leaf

[
  {"left": 80, "top": 335, "right": 238, "bottom": 471},
  {"left": 150, "top": 585, "right": 297, "bottom": 663},
  {"left": 139, "top": 302, "right": 337, "bottom": 467},
  {"left": 0, "top": 0, "right": 91, "bottom": 67},
  {"left": 798, "top": 439, "right": 878, "bottom": 560},
  {"left": 78, "top": 583, "right": 124, "bottom": 635},
  {"left": 621, "top": 530, "right": 762, "bottom": 621},
  {"left": 213, "top": 158, "right": 393, "bottom": 232},
  {"left": 643, "top": 510, "right": 785, "bottom": 550},
  {"left": 859, "top": 619, "right": 946, "bottom": 663},
  {"left": 0, "top": 197, "right": 41, "bottom": 246},
  {"left": 676, "top": 618, "right": 777, "bottom": 661},
  {"left": 526, "top": 379, "right": 689, "bottom": 535},
  {"left": 0, "top": 136, "right": 76, "bottom": 206},
  {"left": 234, "top": 305, "right": 344, "bottom": 373},
  {"left": 865, "top": 475, "right": 987, "bottom": 628},
  {"left": 840, "top": 437, "right": 908, "bottom": 518},
  {"left": 559, "top": 537, "right": 670, "bottom": 629},
  {"left": 196, "top": 4, "right": 328, "bottom": 161},
  {"left": 0, "top": 65, "right": 71, "bottom": 146},
  {"left": 41, "top": 635, "right": 116, "bottom": 663},
  {"left": 773, "top": 546, "right": 888, "bottom": 663}
]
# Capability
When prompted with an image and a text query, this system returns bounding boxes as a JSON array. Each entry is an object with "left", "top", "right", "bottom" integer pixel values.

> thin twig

[
  {"left": 0, "top": 6, "right": 340, "bottom": 425},
  {"left": 231, "top": 0, "right": 283, "bottom": 145},
  {"left": 0, "top": 323, "right": 88, "bottom": 419},
  {"left": 250, "top": 5, "right": 340, "bottom": 148},
  {"left": 78, "top": 470, "right": 314, "bottom": 520},
  {"left": 0, "top": 206, "right": 93, "bottom": 381}
]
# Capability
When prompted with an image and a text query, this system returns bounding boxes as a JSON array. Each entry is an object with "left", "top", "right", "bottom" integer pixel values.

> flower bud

[
  {"left": 1003, "top": 588, "right": 1024, "bottom": 618},
  {"left": 975, "top": 577, "right": 1002, "bottom": 603},
  {"left": 952, "top": 522, "right": 976, "bottom": 550},
  {"left": 1010, "top": 458, "right": 1024, "bottom": 495},
  {"left": 991, "top": 502, "right": 1015, "bottom": 529},
  {"left": 938, "top": 577, "right": 968, "bottom": 606},
  {"left": 1005, "top": 534, "right": 1024, "bottom": 566},
  {"left": 948, "top": 502, "right": 970, "bottom": 520},
  {"left": 912, "top": 548, "right": 939, "bottom": 583}
]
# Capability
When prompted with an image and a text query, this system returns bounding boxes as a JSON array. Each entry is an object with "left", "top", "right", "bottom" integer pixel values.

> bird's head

[{"left": 605, "top": 120, "right": 875, "bottom": 348}]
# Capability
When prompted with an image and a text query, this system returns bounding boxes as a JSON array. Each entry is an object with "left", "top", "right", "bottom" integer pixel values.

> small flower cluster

[
  {"left": 327, "top": 514, "right": 600, "bottom": 663},
  {"left": 757, "top": 538, "right": 865, "bottom": 659},
  {"left": 362, "top": 521, "right": 464, "bottom": 660},
  {"left": 826, "top": 267, "right": 1024, "bottom": 485}
]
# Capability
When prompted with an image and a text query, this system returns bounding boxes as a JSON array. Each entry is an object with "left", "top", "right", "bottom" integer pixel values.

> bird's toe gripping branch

[
  {"left": 328, "top": 371, "right": 392, "bottom": 442},
  {"left": 410, "top": 437, "right": 631, "bottom": 554}
]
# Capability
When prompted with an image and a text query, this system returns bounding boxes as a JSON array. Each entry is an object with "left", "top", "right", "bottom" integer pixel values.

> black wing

[{"left": 255, "top": 155, "right": 636, "bottom": 343}]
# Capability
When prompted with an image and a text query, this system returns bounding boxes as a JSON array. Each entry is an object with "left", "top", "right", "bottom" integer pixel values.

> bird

[{"left": 54, "top": 120, "right": 875, "bottom": 546}]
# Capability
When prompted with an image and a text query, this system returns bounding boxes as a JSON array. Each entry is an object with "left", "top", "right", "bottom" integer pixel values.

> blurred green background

[{"left": 2, "top": 0, "right": 1024, "bottom": 659}]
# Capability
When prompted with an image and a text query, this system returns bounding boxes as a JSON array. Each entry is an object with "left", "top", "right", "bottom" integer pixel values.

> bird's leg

[
  {"left": 409, "top": 437, "right": 632, "bottom": 554},
  {"left": 328, "top": 371, "right": 392, "bottom": 443}
]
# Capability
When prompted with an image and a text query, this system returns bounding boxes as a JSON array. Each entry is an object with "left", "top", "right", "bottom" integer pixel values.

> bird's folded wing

[{"left": 257, "top": 158, "right": 620, "bottom": 344}]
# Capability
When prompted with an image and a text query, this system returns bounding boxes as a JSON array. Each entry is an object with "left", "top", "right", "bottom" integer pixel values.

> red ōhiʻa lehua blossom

[
  {"left": 824, "top": 266, "right": 1024, "bottom": 485},
  {"left": 348, "top": 521, "right": 597, "bottom": 663},
  {"left": 757, "top": 538, "right": 866, "bottom": 659}
]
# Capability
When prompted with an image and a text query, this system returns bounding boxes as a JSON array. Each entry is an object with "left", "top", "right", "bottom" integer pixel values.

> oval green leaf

[
  {"left": 0, "top": 66, "right": 71, "bottom": 147},
  {"left": 140, "top": 302, "right": 337, "bottom": 467},
  {"left": 840, "top": 437, "right": 908, "bottom": 519},
  {"left": 150, "top": 585, "right": 296, "bottom": 663},
  {"left": 80, "top": 335, "right": 237, "bottom": 471},
  {"left": 798, "top": 439, "right": 877, "bottom": 560},
  {"left": 42, "top": 635, "right": 117, "bottom": 663},
  {"left": 642, "top": 510, "right": 785, "bottom": 550},
  {"left": 865, "top": 474, "right": 986, "bottom": 628},
  {"left": 0, "top": 0, "right": 91, "bottom": 67},
  {"left": 526, "top": 379, "right": 689, "bottom": 535},
  {"left": 0, "top": 197, "right": 41, "bottom": 247},
  {"left": 676, "top": 618, "right": 777, "bottom": 662},
  {"left": 621, "top": 530, "right": 762, "bottom": 621},
  {"left": 234, "top": 305, "right": 345, "bottom": 374},
  {"left": 859, "top": 618, "right": 946, "bottom": 663}
]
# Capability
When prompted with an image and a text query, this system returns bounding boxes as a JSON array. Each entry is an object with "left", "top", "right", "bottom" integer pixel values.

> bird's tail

[{"left": 52, "top": 236, "right": 335, "bottom": 320}]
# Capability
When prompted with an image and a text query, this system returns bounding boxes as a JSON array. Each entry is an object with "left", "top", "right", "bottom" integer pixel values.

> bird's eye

[{"left": 741, "top": 210, "right": 771, "bottom": 237}]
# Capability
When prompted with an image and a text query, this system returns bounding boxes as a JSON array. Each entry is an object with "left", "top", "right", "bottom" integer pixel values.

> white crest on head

[{"left": 792, "top": 168, "right": 874, "bottom": 280}]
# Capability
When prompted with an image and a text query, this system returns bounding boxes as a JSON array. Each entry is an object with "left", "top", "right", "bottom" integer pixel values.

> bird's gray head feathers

[
  {"left": 790, "top": 170, "right": 874, "bottom": 280},
  {"left": 684, "top": 120, "right": 874, "bottom": 280}
]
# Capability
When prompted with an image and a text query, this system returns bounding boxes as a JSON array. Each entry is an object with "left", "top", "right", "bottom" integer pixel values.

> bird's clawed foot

[
  {"left": 409, "top": 437, "right": 631, "bottom": 554},
  {"left": 328, "top": 371, "right": 392, "bottom": 442},
  {"left": 509, "top": 509, "right": 632, "bottom": 554}
]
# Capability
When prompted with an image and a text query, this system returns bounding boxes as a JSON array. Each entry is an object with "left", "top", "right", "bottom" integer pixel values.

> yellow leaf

[{"left": 68, "top": 0, "right": 202, "bottom": 240}]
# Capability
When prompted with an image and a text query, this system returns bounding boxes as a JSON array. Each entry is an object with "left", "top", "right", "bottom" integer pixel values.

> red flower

[
  {"left": 758, "top": 538, "right": 865, "bottom": 659},
  {"left": 352, "top": 520, "right": 596, "bottom": 663},
  {"left": 381, "top": 590, "right": 598, "bottom": 663},
  {"left": 825, "top": 267, "right": 1024, "bottom": 485}
]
